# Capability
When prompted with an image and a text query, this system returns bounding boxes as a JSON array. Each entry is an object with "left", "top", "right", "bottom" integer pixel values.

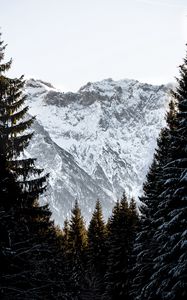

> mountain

[{"left": 24, "top": 78, "right": 170, "bottom": 226}]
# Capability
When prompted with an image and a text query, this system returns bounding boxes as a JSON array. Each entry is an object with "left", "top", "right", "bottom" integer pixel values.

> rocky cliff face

[{"left": 24, "top": 78, "right": 170, "bottom": 225}]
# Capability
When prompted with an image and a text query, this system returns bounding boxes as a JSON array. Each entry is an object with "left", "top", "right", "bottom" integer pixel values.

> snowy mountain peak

[
  {"left": 78, "top": 78, "right": 167, "bottom": 100},
  {"left": 25, "top": 78, "right": 170, "bottom": 225}
]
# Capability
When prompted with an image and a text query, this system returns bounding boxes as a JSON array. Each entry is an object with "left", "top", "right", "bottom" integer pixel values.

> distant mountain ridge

[{"left": 24, "top": 78, "right": 170, "bottom": 225}]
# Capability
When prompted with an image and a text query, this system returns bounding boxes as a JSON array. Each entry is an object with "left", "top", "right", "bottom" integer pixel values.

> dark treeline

[{"left": 0, "top": 33, "right": 186, "bottom": 299}]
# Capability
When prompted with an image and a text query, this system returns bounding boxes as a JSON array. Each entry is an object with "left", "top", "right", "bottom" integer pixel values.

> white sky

[{"left": 0, "top": 0, "right": 187, "bottom": 92}]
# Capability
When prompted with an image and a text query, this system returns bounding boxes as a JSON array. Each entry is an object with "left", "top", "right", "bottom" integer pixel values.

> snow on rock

[{"left": 24, "top": 78, "right": 170, "bottom": 225}]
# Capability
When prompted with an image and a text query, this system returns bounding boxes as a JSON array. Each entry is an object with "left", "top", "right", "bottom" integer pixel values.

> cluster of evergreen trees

[
  {"left": 0, "top": 33, "right": 186, "bottom": 299},
  {"left": 61, "top": 196, "right": 138, "bottom": 299}
]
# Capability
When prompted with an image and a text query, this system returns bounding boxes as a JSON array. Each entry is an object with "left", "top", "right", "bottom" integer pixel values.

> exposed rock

[{"left": 24, "top": 78, "right": 170, "bottom": 225}]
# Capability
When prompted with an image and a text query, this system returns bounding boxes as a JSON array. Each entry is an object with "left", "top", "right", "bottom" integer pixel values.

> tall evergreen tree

[
  {"left": 0, "top": 33, "right": 68, "bottom": 299},
  {"left": 83, "top": 200, "right": 107, "bottom": 299},
  {"left": 131, "top": 98, "right": 178, "bottom": 300},
  {"left": 104, "top": 193, "right": 138, "bottom": 300},
  {"left": 68, "top": 200, "right": 87, "bottom": 259},
  {"left": 146, "top": 47, "right": 187, "bottom": 300},
  {"left": 88, "top": 199, "right": 107, "bottom": 276},
  {"left": 131, "top": 129, "right": 171, "bottom": 300},
  {"left": 133, "top": 47, "right": 187, "bottom": 300},
  {"left": 68, "top": 200, "right": 88, "bottom": 299}
]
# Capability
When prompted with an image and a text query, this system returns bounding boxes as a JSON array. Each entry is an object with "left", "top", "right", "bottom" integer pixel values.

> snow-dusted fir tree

[
  {"left": 148, "top": 48, "right": 187, "bottom": 300},
  {"left": 131, "top": 125, "right": 172, "bottom": 300},
  {"left": 133, "top": 47, "right": 187, "bottom": 300}
]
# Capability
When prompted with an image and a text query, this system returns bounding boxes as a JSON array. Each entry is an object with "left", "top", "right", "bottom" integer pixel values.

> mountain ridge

[{"left": 24, "top": 78, "right": 170, "bottom": 225}]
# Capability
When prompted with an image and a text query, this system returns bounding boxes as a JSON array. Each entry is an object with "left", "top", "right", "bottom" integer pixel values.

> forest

[{"left": 0, "top": 32, "right": 186, "bottom": 299}]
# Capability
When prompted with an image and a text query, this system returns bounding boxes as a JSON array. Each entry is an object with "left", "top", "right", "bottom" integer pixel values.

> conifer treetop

[{"left": 0, "top": 32, "right": 12, "bottom": 73}]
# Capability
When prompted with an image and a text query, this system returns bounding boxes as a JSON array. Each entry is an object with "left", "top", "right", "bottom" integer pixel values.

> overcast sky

[{"left": 1, "top": 0, "right": 187, "bottom": 91}]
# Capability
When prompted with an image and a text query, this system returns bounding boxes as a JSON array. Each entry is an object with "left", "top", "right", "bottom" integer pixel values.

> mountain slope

[{"left": 24, "top": 78, "right": 170, "bottom": 225}]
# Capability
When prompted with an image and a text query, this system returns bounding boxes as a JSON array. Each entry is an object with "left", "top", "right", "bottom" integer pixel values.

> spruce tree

[
  {"left": 131, "top": 133, "right": 169, "bottom": 300},
  {"left": 68, "top": 200, "right": 88, "bottom": 299},
  {"left": 132, "top": 47, "right": 187, "bottom": 300},
  {"left": 131, "top": 97, "right": 178, "bottom": 300},
  {"left": 83, "top": 200, "right": 107, "bottom": 299},
  {"left": 0, "top": 33, "right": 68, "bottom": 299},
  {"left": 145, "top": 47, "right": 187, "bottom": 300},
  {"left": 104, "top": 193, "right": 138, "bottom": 300},
  {"left": 68, "top": 200, "right": 87, "bottom": 259},
  {"left": 88, "top": 199, "right": 107, "bottom": 276}
]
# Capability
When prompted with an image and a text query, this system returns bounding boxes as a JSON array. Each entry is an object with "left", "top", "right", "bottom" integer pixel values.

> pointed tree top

[
  {"left": 95, "top": 199, "right": 102, "bottom": 212},
  {"left": 0, "top": 32, "right": 12, "bottom": 73}
]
